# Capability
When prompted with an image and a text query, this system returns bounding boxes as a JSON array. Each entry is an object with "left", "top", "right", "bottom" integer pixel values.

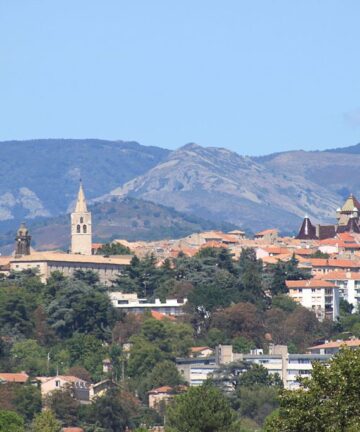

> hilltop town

[{"left": 2, "top": 183, "right": 360, "bottom": 430}]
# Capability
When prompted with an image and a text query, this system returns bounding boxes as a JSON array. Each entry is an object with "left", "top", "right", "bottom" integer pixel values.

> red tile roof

[
  {"left": 148, "top": 385, "right": 173, "bottom": 394},
  {"left": 308, "top": 258, "right": 360, "bottom": 268},
  {"left": 0, "top": 373, "right": 29, "bottom": 383},
  {"left": 317, "top": 271, "right": 360, "bottom": 281},
  {"left": 151, "top": 310, "right": 176, "bottom": 321},
  {"left": 286, "top": 279, "right": 336, "bottom": 289},
  {"left": 309, "top": 339, "right": 360, "bottom": 350}
]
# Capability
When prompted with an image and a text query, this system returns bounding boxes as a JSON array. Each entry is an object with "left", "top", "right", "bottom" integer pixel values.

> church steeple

[
  {"left": 75, "top": 181, "right": 88, "bottom": 213},
  {"left": 71, "top": 181, "right": 92, "bottom": 255}
]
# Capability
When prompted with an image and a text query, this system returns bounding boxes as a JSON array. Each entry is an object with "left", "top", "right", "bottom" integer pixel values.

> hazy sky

[{"left": 1, "top": 1, "right": 360, "bottom": 155}]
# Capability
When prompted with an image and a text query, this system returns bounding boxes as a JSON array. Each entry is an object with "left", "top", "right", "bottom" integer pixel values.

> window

[
  {"left": 83, "top": 225, "right": 87, "bottom": 233},
  {"left": 76, "top": 224, "right": 81, "bottom": 233},
  {"left": 80, "top": 217, "right": 84, "bottom": 223},
  {"left": 55, "top": 380, "right": 60, "bottom": 387}
]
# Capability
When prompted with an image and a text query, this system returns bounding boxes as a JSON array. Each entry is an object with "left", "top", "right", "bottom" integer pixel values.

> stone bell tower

[
  {"left": 71, "top": 181, "right": 92, "bottom": 255},
  {"left": 15, "top": 222, "right": 31, "bottom": 257}
]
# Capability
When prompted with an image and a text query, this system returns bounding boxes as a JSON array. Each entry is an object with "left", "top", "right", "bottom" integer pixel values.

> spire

[{"left": 74, "top": 181, "right": 88, "bottom": 213}]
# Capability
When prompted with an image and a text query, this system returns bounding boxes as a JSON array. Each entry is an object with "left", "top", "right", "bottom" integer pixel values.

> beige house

[
  {"left": 37, "top": 375, "right": 110, "bottom": 403},
  {"left": 37, "top": 375, "right": 87, "bottom": 398},
  {"left": 148, "top": 386, "right": 187, "bottom": 412}
]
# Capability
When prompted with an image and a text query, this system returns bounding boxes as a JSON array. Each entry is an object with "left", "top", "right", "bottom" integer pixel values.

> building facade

[
  {"left": 286, "top": 279, "right": 340, "bottom": 321},
  {"left": 110, "top": 292, "right": 187, "bottom": 315}
]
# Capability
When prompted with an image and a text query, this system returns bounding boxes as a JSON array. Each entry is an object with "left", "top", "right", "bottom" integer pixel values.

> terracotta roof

[
  {"left": 308, "top": 258, "right": 360, "bottom": 268},
  {"left": 37, "top": 375, "right": 87, "bottom": 384},
  {"left": 151, "top": 311, "right": 176, "bottom": 321},
  {"left": 10, "top": 252, "right": 132, "bottom": 266},
  {"left": 91, "top": 243, "right": 103, "bottom": 250},
  {"left": 202, "top": 241, "right": 225, "bottom": 249},
  {"left": 262, "top": 247, "right": 289, "bottom": 255},
  {"left": 294, "top": 248, "right": 317, "bottom": 256},
  {"left": 286, "top": 279, "right": 336, "bottom": 289},
  {"left": 190, "top": 346, "right": 211, "bottom": 353},
  {"left": 309, "top": 339, "right": 360, "bottom": 350},
  {"left": 62, "top": 428, "right": 84, "bottom": 432},
  {"left": 0, "top": 372, "right": 29, "bottom": 383},
  {"left": 148, "top": 385, "right": 173, "bottom": 394},
  {"left": 318, "top": 271, "right": 360, "bottom": 281}
]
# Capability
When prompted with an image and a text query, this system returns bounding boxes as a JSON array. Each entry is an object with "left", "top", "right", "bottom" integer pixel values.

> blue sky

[{"left": 1, "top": 1, "right": 360, "bottom": 155}]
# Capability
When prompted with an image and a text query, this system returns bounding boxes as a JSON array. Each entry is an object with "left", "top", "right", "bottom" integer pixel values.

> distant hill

[
  {"left": 3, "top": 139, "right": 360, "bottom": 241},
  {"left": 0, "top": 197, "right": 237, "bottom": 253},
  {"left": 0, "top": 139, "right": 169, "bottom": 228},
  {"left": 325, "top": 143, "right": 360, "bottom": 154},
  {"left": 103, "top": 143, "right": 341, "bottom": 232}
]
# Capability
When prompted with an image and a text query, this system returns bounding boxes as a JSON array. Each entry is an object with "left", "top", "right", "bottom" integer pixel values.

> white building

[
  {"left": 176, "top": 344, "right": 331, "bottom": 390},
  {"left": 110, "top": 292, "right": 187, "bottom": 316},
  {"left": 286, "top": 279, "right": 339, "bottom": 321},
  {"left": 319, "top": 271, "right": 360, "bottom": 312}
]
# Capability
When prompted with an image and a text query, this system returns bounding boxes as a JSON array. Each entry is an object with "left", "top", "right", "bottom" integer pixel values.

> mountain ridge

[{"left": 1, "top": 139, "right": 360, "bottom": 239}]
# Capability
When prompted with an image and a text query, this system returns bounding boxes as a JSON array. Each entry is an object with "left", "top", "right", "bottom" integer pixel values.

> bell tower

[
  {"left": 71, "top": 181, "right": 92, "bottom": 255},
  {"left": 15, "top": 222, "right": 31, "bottom": 257}
]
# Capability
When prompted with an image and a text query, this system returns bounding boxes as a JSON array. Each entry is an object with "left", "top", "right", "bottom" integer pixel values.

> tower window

[
  {"left": 83, "top": 225, "right": 87, "bottom": 233},
  {"left": 80, "top": 217, "right": 84, "bottom": 223},
  {"left": 77, "top": 225, "right": 81, "bottom": 233}
]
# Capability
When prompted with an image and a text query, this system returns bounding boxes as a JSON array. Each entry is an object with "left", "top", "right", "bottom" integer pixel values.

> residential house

[{"left": 308, "top": 339, "right": 360, "bottom": 355}]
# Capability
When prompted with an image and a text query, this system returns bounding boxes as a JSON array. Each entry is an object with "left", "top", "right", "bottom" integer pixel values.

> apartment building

[
  {"left": 109, "top": 292, "right": 187, "bottom": 316},
  {"left": 319, "top": 271, "right": 360, "bottom": 312},
  {"left": 176, "top": 344, "right": 330, "bottom": 390},
  {"left": 286, "top": 279, "right": 339, "bottom": 321}
]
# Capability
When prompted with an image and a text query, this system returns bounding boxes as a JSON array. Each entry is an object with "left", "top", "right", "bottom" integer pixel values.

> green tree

[
  {"left": 165, "top": 383, "right": 238, "bottom": 432},
  {"left": 31, "top": 410, "right": 61, "bottom": 432},
  {"left": 87, "top": 388, "right": 138, "bottom": 432},
  {"left": 310, "top": 250, "right": 330, "bottom": 258},
  {"left": 14, "top": 384, "right": 42, "bottom": 423},
  {"left": 46, "top": 388, "right": 79, "bottom": 427},
  {"left": 238, "top": 248, "right": 265, "bottom": 305},
  {"left": 0, "top": 410, "right": 24, "bottom": 432},
  {"left": 66, "top": 333, "right": 107, "bottom": 381},
  {"left": 264, "top": 348, "right": 360, "bottom": 431},
  {"left": 11, "top": 340, "right": 47, "bottom": 376},
  {"left": 232, "top": 336, "right": 255, "bottom": 354},
  {"left": 0, "top": 287, "right": 34, "bottom": 338},
  {"left": 46, "top": 278, "right": 116, "bottom": 340},
  {"left": 267, "top": 256, "right": 311, "bottom": 296},
  {"left": 138, "top": 360, "right": 184, "bottom": 399},
  {"left": 73, "top": 269, "right": 100, "bottom": 286},
  {"left": 238, "top": 364, "right": 282, "bottom": 388},
  {"left": 115, "top": 254, "right": 160, "bottom": 297},
  {"left": 98, "top": 242, "right": 131, "bottom": 256}
]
